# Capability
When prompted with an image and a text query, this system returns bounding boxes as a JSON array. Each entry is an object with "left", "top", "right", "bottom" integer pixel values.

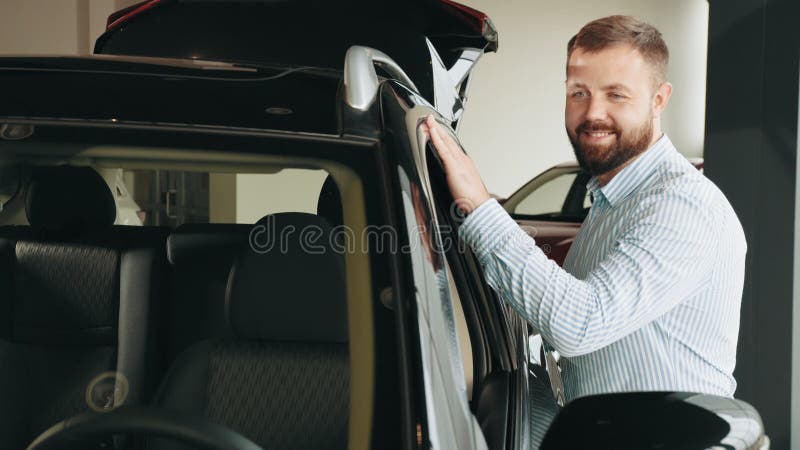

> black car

[
  {"left": 93, "top": 0, "right": 500, "bottom": 132},
  {"left": 0, "top": 1, "right": 767, "bottom": 449}
]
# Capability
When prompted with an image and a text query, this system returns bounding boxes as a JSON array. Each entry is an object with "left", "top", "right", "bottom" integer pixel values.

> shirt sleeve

[{"left": 459, "top": 196, "right": 717, "bottom": 357}]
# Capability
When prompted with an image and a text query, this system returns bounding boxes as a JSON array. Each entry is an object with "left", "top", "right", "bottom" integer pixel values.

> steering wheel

[{"left": 26, "top": 406, "right": 264, "bottom": 450}]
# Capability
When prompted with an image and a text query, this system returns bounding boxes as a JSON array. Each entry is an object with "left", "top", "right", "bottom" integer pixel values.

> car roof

[
  {"left": 0, "top": 55, "right": 343, "bottom": 136},
  {"left": 94, "top": 0, "right": 498, "bottom": 106},
  {"left": 551, "top": 161, "right": 580, "bottom": 169}
]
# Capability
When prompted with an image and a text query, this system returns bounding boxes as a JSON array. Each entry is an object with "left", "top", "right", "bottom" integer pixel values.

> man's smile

[{"left": 580, "top": 130, "right": 617, "bottom": 143}]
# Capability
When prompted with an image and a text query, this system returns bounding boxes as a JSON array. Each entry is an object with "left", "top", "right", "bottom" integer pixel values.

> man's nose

[{"left": 584, "top": 96, "right": 608, "bottom": 121}]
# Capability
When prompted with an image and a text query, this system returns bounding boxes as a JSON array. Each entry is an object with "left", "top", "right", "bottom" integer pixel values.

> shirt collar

[{"left": 586, "top": 134, "right": 674, "bottom": 208}]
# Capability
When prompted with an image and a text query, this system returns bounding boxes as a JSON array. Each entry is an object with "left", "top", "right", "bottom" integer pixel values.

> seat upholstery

[
  {"left": 0, "top": 166, "right": 168, "bottom": 448},
  {"left": 163, "top": 223, "right": 251, "bottom": 363},
  {"left": 150, "top": 212, "right": 349, "bottom": 450}
]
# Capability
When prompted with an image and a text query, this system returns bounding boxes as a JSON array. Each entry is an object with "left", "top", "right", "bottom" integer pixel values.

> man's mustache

[{"left": 577, "top": 121, "right": 619, "bottom": 134}]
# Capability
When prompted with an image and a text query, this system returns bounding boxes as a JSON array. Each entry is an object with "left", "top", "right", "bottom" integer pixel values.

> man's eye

[
  {"left": 571, "top": 91, "right": 587, "bottom": 98},
  {"left": 610, "top": 93, "right": 627, "bottom": 100}
]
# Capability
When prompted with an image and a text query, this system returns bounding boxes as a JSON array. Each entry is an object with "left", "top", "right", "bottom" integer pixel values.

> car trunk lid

[{"left": 94, "top": 0, "right": 498, "bottom": 124}]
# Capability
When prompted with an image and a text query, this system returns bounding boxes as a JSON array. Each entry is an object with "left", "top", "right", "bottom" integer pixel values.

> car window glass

[
  {"left": 398, "top": 166, "right": 480, "bottom": 450},
  {"left": 0, "top": 166, "right": 332, "bottom": 228},
  {"left": 445, "top": 258, "right": 474, "bottom": 401},
  {"left": 234, "top": 169, "right": 328, "bottom": 222},
  {"left": 513, "top": 172, "right": 577, "bottom": 216},
  {"left": 103, "top": 168, "right": 327, "bottom": 227},
  {"left": 423, "top": 135, "right": 507, "bottom": 374}
]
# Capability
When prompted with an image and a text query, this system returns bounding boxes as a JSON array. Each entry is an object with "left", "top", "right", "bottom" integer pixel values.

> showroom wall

[
  {"left": 458, "top": 0, "right": 709, "bottom": 197},
  {"left": 0, "top": 0, "right": 132, "bottom": 55}
]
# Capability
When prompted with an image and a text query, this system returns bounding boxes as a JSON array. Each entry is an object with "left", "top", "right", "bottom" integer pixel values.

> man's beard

[{"left": 567, "top": 116, "right": 654, "bottom": 177}]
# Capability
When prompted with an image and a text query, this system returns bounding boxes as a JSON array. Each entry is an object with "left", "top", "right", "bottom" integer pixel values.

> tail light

[
  {"left": 106, "top": 0, "right": 172, "bottom": 31},
  {"left": 437, "top": 0, "right": 498, "bottom": 50}
]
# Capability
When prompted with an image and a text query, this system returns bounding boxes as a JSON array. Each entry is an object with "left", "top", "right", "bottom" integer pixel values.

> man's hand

[{"left": 423, "top": 115, "right": 491, "bottom": 215}]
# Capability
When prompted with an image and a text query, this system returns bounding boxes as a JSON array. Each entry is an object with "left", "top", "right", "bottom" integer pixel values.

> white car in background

[{"left": 98, "top": 168, "right": 144, "bottom": 226}]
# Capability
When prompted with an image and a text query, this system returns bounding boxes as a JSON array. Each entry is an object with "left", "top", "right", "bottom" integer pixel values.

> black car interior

[
  {"left": 163, "top": 223, "right": 250, "bottom": 362},
  {"left": 148, "top": 212, "right": 349, "bottom": 450},
  {"left": 0, "top": 158, "right": 523, "bottom": 450},
  {"left": 0, "top": 165, "right": 352, "bottom": 449},
  {"left": 0, "top": 166, "right": 169, "bottom": 449}
]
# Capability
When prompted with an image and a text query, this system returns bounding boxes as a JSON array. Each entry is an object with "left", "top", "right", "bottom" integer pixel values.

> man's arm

[
  {"left": 459, "top": 194, "right": 717, "bottom": 357},
  {"left": 422, "top": 115, "right": 718, "bottom": 356}
]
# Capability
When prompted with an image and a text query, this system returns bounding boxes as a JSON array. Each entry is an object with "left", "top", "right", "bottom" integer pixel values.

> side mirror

[{"left": 540, "top": 392, "right": 768, "bottom": 450}]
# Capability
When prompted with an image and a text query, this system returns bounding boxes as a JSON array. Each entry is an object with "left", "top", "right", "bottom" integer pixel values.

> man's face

[{"left": 565, "top": 44, "right": 659, "bottom": 177}]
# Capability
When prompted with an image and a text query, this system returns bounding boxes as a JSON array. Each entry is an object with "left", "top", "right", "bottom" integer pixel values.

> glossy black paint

[
  {"left": 0, "top": 56, "right": 342, "bottom": 135},
  {"left": 375, "top": 79, "right": 438, "bottom": 450},
  {"left": 378, "top": 79, "right": 532, "bottom": 449},
  {"left": 541, "top": 392, "right": 765, "bottom": 450},
  {"left": 93, "top": 0, "right": 498, "bottom": 106}
]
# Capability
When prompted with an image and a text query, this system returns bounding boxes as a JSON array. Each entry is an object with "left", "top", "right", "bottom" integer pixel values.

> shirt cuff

[{"left": 459, "top": 198, "right": 528, "bottom": 262}]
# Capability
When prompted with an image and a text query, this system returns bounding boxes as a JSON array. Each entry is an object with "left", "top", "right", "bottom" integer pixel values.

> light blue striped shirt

[{"left": 460, "top": 135, "right": 746, "bottom": 400}]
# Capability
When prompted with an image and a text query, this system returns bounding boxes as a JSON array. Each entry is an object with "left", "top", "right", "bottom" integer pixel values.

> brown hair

[{"left": 567, "top": 15, "right": 669, "bottom": 86}]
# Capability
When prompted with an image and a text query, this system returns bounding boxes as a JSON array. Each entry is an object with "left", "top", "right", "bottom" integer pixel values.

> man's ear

[{"left": 652, "top": 82, "right": 673, "bottom": 119}]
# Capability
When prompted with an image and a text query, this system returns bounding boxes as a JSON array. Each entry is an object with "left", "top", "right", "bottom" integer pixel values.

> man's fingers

[
  {"left": 426, "top": 116, "right": 452, "bottom": 160},
  {"left": 427, "top": 115, "right": 467, "bottom": 163},
  {"left": 425, "top": 116, "right": 443, "bottom": 145},
  {"left": 437, "top": 124, "right": 463, "bottom": 156}
]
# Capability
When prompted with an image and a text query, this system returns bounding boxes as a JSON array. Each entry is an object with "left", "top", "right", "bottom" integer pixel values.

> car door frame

[
  {"left": 382, "top": 78, "right": 536, "bottom": 449},
  {"left": 421, "top": 124, "right": 534, "bottom": 450},
  {"left": 377, "top": 80, "right": 485, "bottom": 450}
]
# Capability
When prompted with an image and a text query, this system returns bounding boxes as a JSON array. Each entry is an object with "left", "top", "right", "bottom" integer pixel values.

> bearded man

[{"left": 424, "top": 15, "right": 747, "bottom": 400}]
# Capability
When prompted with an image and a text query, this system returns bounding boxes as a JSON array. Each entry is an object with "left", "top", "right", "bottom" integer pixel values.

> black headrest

[
  {"left": 167, "top": 223, "right": 252, "bottom": 269},
  {"left": 25, "top": 166, "right": 116, "bottom": 231},
  {"left": 225, "top": 212, "right": 348, "bottom": 343},
  {"left": 316, "top": 175, "right": 343, "bottom": 228}
]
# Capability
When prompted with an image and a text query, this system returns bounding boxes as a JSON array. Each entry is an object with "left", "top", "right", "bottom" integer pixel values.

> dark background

[{"left": 705, "top": 0, "right": 800, "bottom": 448}]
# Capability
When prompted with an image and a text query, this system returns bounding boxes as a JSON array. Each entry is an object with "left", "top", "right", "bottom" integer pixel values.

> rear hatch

[{"left": 94, "top": 0, "right": 498, "bottom": 123}]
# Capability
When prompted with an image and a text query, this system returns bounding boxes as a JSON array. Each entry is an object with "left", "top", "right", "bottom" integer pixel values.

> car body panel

[
  {"left": 541, "top": 392, "right": 768, "bottom": 450},
  {"left": 0, "top": 55, "right": 342, "bottom": 135},
  {"left": 378, "top": 79, "right": 489, "bottom": 450},
  {"left": 93, "top": 0, "right": 497, "bottom": 128}
]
